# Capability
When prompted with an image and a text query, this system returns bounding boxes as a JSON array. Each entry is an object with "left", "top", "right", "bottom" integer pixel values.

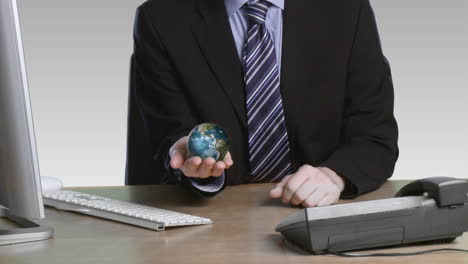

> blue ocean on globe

[{"left": 187, "top": 123, "right": 230, "bottom": 161}]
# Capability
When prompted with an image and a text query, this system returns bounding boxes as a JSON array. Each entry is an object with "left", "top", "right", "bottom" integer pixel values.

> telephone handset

[{"left": 396, "top": 176, "right": 468, "bottom": 207}]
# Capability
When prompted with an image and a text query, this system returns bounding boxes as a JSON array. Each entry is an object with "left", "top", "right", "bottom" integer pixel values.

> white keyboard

[{"left": 43, "top": 190, "right": 212, "bottom": 231}]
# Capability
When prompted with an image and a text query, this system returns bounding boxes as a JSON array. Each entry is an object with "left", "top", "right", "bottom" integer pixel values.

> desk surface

[{"left": 1, "top": 180, "right": 467, "bottom": 264}]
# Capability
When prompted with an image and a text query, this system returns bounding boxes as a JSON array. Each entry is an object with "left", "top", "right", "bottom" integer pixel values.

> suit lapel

[{"left": 192, "top": 0, "right": 247, "bottom": 130}]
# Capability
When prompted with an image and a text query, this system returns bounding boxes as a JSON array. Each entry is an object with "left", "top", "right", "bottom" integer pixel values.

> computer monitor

[{"left": 0, "top": 0, "right": 53, "bottom": 245}]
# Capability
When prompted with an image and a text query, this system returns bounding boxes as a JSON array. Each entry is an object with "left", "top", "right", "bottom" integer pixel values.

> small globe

[{"left": 187, "top": 123, "right": 230, "bottom": 161}]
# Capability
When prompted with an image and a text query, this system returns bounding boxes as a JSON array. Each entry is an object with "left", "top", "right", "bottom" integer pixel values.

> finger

[
  {"left": 169, "top": 150, "right": 185, "bottom": 169},
  {"left": 269, "top": 174, "right": 293, "bottom": 198},
  {"left": 181, "top": 156, "right": 202, "bottom": 176},
  {"left": 290, "top": 178, "right": 317, "bottom": 206},
  {"left": 269, "top": 188, "right": 282, "bottom": 199},
  {"left": 196, "top": 157, "right": 216, "bottom": 178},
  {"left": 275, "top": 174, "right": 293, "bottom": 189},
  {"left": 223, "top": 152, "right": 233, "bottom": 168},
  {"left": 302, "top": 188, "right": 328, "bottom": 208},
  {"left": 282, "top": 172, "right": 310, "bottom": 204},
  {"left": 317, "top": 189, "right": 340, "bottom": 207},
  {"left": 212, "top": 161, "right": 226, "bottom": 177}
]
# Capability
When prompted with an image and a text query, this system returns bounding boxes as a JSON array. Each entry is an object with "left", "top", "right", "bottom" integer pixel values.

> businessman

[{"left": 133, "top": 0, "right": 399, "bottom": 207}]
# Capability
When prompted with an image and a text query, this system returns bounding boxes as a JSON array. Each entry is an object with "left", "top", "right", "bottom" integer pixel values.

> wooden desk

[{"left": 1, "top": 180, "right": 467, "bottom": 264}]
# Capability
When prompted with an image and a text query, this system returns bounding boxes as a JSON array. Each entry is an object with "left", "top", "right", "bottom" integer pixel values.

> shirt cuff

[{"left": 187, "top": 172, "right": 225, "bottom": 193}]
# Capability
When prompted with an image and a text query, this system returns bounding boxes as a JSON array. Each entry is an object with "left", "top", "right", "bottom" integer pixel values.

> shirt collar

[{"left": 224, "top": 0, "right": 284, "bottom": 18}]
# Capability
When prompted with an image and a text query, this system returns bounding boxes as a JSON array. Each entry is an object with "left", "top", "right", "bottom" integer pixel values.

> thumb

[
  {"left": 169, "top": 136, "right": 188, "bottom": 169},
  {"left": 172, "top": 136, "right": 188, "bottom": 153},
  {"left": 269, "top": 174, "right": 293, "bottom": 198},
  {"left": 169, "top": 150, "right": 185, "bottom": 169}
]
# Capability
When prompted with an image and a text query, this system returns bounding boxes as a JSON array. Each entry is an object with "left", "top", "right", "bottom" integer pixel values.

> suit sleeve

[
  {"left": 319, "top": 0, "right": 399, "bottom": 198},
  {"left": 133, "top": 6, "right": 226, "bottom": 195}
]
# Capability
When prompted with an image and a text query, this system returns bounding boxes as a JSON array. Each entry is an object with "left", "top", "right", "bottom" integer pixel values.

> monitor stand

[{"left": 0, "top": 207, "right": 53, "bottom": 246}]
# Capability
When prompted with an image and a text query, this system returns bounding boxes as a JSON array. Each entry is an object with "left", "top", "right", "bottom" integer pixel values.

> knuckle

[
  {"left": 199, "top": 164, "right": 208, "bottom": 171},
  {"left": 199, "top": 160, "right": 207, "bottom": 167},
  {"left": 184, "top": 159, "right": 193, "bottom": 167},
  {"left": 291, "top": 196, "right": 300, "bottom": 205},
  {"left": 311, "top": 173, "right": 328, "bottom": 184},
  {"left": 291, "top": 199, "right": 301, "bottom": 206},
  {"left": 285, "top": 182, "right": 296, "bottom": 193},
  {"left": 305, "top": 165, "right": 318, "bottom": 173},
  {"left": 294, "top": 192, "right": 306, "bottom": 203}
]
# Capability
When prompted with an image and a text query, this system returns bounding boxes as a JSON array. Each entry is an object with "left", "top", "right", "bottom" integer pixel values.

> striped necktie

[{"left": 243, "top": 0, "right": 292, "bottom": 182}]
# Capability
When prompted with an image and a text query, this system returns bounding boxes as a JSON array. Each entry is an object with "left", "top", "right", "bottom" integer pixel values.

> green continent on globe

[{"left": 187, "top": 123, "right": 230, "bottom": 161}]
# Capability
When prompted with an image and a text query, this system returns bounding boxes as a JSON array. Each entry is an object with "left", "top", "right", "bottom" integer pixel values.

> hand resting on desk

[
  {"left": 270, "top": 165, "right": 345, "bottom": 207},
  {"left": 169, "top": 136, "right": 234, "bottom": 178}
]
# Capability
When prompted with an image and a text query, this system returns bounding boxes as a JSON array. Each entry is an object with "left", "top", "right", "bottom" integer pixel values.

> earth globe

[{"left": 187, "top": 123, "right": 231, "bottom": 161}]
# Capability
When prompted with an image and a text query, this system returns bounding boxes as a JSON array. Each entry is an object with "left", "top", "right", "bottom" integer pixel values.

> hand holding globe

[{"left": 169, "top": 123, "right": 233, "bottom": 179}]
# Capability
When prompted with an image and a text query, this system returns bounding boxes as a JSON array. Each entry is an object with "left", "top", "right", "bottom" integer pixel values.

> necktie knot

[{"left": 245, "top": 0, "right": 271, "bottom": 25}]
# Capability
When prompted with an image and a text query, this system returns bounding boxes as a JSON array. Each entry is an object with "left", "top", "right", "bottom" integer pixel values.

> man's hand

[
  {"left": 169, "top": 136, "right": 234, "bottom": 178},
  {"left": 269, "top": 165, "right": 345, "bottom": 207}
]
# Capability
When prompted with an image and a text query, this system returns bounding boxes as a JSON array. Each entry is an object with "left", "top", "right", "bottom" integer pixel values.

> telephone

[{"left": 275, "top": 177, "right": 468, "bottom": 254}]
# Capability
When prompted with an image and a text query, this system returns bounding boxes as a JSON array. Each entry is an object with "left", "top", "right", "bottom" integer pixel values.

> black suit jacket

[{"left": 132, "top": 0, "right": 399, "bottom": 198}]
